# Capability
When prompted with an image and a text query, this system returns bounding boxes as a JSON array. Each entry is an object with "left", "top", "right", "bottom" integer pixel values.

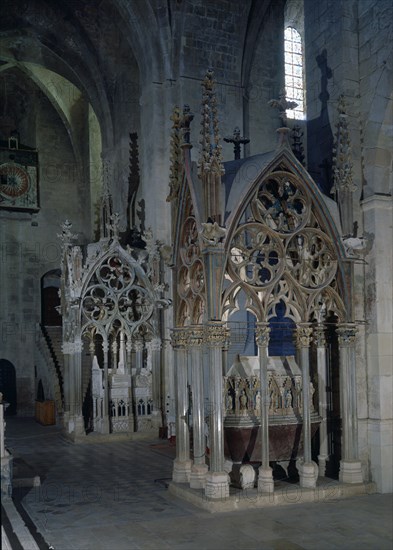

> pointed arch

[
  {"left": 223, "top": 149, "right": 351, "bottom": 318},
  {"left": 222, "top": 149, "right": 350, "bottom": 323}
]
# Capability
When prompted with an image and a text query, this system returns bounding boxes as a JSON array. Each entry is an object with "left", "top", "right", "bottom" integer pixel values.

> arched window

[{"left": 284, "top": 27, "right": 305, "bottom": 120}]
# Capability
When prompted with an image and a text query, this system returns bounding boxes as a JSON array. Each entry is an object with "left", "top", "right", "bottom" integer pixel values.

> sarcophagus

[{"left": 224, "top": 355, "right": 320, "bottom": 463}]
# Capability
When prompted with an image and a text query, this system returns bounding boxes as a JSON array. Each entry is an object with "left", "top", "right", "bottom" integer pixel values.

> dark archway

[
  {"left": 41, "top": 269, "right": 62, "bottom": 326},
  {"left": 0, "top": 359, "right": 17, "bottom": 415}
]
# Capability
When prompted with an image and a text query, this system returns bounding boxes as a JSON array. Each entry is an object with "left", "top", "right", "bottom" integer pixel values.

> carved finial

[
  {"left": 180, "top": 104, "right": 194, "bottom": 145},
  {"left": 332, "top": 95, "right": 356, "bottom": 195},
  {"left": 223, "top": 126, "right": 250, "bottom": 160},
  {"left": 109, "top": 212, "right": 120, "bottom": 240},
  {"left": 58, "top": 219, "right": 78, "bottom": 245},
  {"left": 198, "top": 68, "right": 224, "bottom": 177},
  {"left": 198, "top": 68, "right": 225, "bottom": 224},
  {"left": 167, "top": 106, "right": 182, "bottom": 202},
  {"left": 268, "top": 89, "right": 298, "bottom": 127}
]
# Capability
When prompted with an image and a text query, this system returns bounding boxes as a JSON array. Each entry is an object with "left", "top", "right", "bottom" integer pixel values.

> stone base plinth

[
  {"left": 339, "top": 460, "right": 363, "bottom": 484},
  {"left": 172, "top": 459, "right": 192, "bottom": 483},
  {"left": 205, "top": 471, "right": 229, "bottom": 499},
  {"left": 64, "top": 414, "right": 87, "bottom": 440},
  {"left": 318, "top": 454, "right": 328, "bottom": 477},
  {"left": 298, "top": 460, "right": 318, "bottom": 488},
  {"left": 258, "top": 466, "right": 274, "bottom": 494},
  {"left": 169, "top": 479, "right": 377, "bottom": 513},
  {"left": 1, "top": 451, "right": 13, "bottom": 500},
  {"left": 190, "top": 463, "right": 208, "bottom": 489}
]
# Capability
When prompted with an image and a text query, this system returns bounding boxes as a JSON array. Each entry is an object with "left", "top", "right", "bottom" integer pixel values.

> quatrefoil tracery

[{"left": 81, "top": 254, "right": 154, "bottom": 327}]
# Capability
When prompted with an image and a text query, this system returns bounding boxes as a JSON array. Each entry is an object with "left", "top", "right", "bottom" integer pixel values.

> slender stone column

[
  {"left": 63, "top": 340, "right": 84, "bottom": 436},
  {"left": 314, "top": 323, "right": 329, "bottom": 477},
  {"left": 204, "top": 322, "right": 229, "bottom": 499},
  {"left": 222, "top": 332, "right": 230, "bottom": 376},
  {"left": 148, "top": 337, "right": 162, "bottom": 411},
  {"left": 102, "top": 340, "right": 110, "bottom": 434},
  {"left": 256, "top": 323, "right": 274, "bottom": 493},
  {"left": 112, "top": 339, "right": 118, "bottom": 373},
  {"left": 61, "top": 343, "right": 71, "bottom": 428},
  {"left": 296, "top": 323, "right": 318, "bottom": 488},
  {"left": 189, "top": 326, "right": 208, "bottom": 488},
  {"left": 126, "top": 340, "right": 132, "bottom": 376},
  {"left": 73, "top": 339, "right": 83, "bottom": 419},
  {"left": 337, "top": 323, "right": 363, "bottom": 483},
  {"left": 171, "top": 329, "right": 192, "bottom": 482},
  {"left": 133, "top": 339, "right": 144, "bottom": 374},
  {"left": 126, "top": 339, "right": 134, "bottom": 432},
  {"left": 0, "top": 397, "right": 6, "bottom": 457}
]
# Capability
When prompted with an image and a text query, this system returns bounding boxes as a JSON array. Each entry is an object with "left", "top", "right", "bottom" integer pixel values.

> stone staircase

[
  {"left": 44, "top": 326, "right": 92, "bottom": 406},
  {"left": 36, "top": 326, "right": 64, "bottom": 415}
]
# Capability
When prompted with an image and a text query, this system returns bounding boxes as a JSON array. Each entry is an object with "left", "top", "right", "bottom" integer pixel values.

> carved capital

[
  {"left": 313, "top": 324, "right": 327, "bottom": 348},
  {"left": 171, "top": 328, "right": 189, "bottom": 349},
  {"left": 204, "top": 323, "right": 227, "bottom": 347},
  {"left": 62, "top": 340, "right": 83, "bottom": 354},
  {"left": 133, "top": 339, "right": 144, "bottom": 353},
  {"left": 188, "top": 326, "right": 204, "bottom": 348},
  {"left": 296, "top": 324, "right": 313, "bottom": 348},
  {"left": 147, "top": 337, "right": 162, "bottom": 352},
  {"left": 336, "top": 323, "right": 358, "bottom": 347},
  {"left": 255, "top": 323, "right": 270, "bottom": 348}
]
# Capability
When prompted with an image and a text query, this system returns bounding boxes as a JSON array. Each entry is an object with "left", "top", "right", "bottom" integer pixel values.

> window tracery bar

[{"left": 284, "top": 27, "right": 305, "bottom": 120}]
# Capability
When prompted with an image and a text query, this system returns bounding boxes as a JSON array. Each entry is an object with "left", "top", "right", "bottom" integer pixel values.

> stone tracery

[
  {"left": 59, "top": 182, "right": 170, "bottom": 438},
  {"left": 168, "top": 69, "right": 363, "bottom": 500}
]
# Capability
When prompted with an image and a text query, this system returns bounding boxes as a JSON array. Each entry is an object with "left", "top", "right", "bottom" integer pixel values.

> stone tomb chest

[{"left": 223, "top": 355, "right": 320, "bottom": 464}]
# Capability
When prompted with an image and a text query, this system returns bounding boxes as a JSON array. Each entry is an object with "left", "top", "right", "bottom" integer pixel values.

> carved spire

[
  {"left": 100, "top": 159, "right": 113, "bottom": 239},
  {"left": 331, "top": 95, "right": 356, "bottom": 195},
  {"left": 128, "top": 132, "right": 140, "bottom": 227},
  {"left": 58, "top": 219, "right": 78, "bottom": 247},
  {"left": 167, "top": 106, "right": 182, "bottom": 202},
  {"left": 180, "top": 104, "right": 194, "bottom": 146},
  {"left": 198, "top": 68, "right": 225, "bottom": 224},
  {"left": 331, "top": 95, "right": 356, "bottom": 236}
]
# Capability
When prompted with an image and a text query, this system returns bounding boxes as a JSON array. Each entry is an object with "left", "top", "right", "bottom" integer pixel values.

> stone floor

[{"left": 3, "top": 417, "right": 393, "bottom": 550}]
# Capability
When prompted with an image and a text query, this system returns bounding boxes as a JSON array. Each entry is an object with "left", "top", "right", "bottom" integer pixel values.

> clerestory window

[{"left": 284, "top": 27, "right": 305, "bottom": 120}]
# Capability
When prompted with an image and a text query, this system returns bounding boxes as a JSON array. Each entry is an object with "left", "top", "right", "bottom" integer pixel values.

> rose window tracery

[
  {"left": 224, "top": 168, "right": 340, "bottom": 322},
  {"left": 252, "top": 173, "right": 308, "bottom": 234}
]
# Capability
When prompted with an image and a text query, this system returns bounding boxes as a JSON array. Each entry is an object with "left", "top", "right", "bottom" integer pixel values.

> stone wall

[
  {"left": 304, "top": 0, "right": 393, "bottom": 492},
  {"left": 0, "top": 75, "right": 90, "bottom": 415}
]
